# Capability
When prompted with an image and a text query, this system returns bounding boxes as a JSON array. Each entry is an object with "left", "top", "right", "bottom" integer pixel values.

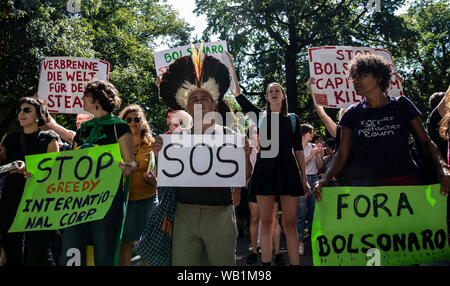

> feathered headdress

[{"left": 159, "top": 42, "right": 231, "bottom": 110}]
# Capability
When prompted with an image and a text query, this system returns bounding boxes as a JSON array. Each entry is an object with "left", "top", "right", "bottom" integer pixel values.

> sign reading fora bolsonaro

[{"left": 311, "top": 184, "right": 450, "bottom": 266}]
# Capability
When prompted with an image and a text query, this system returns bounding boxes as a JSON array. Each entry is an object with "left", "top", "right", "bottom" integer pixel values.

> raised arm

[
  {"left": 226, "top": 52, "right": 262, "bottom": 115},
  {"left": 308, "top": 77, "right": 338, "bottom": 138}
]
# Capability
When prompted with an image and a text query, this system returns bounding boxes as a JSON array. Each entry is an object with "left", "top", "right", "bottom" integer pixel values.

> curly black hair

[
  {"left": 348, "top": 54, "right": 393, "bottom": 93},
  {"left": 83, "top": 80, "right": 121, "bottom": 113}
]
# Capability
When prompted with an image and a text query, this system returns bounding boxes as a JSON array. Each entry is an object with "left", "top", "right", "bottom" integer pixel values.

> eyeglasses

[
  {"left": 126, "top": 117, "right": 141, "bottom": 124},
  {"left": 16, "top": 107, "right": 32, "bottom": 114}
]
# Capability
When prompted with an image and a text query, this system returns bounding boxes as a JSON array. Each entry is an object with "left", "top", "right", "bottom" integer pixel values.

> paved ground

[
  {"left": 131, "top": 232, "right": 314, "bottom": 266},
  {"left": 235, "top": 234, "right": 313, "bottom": 266}
]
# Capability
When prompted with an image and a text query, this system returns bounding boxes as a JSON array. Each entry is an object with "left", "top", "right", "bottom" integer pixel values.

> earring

[{"left": 36, "top": 118, "right": 39, "bottom": 123}]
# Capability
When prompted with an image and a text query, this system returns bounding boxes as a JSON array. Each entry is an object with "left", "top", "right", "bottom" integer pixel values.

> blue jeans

[{"left": 297, "top": 174, "right": 319, "bottom": 243}]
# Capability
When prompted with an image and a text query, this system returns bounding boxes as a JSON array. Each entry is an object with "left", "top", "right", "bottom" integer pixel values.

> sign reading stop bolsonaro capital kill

[{"left": 308, "top": 46, "right": 404, "bottom": 109}]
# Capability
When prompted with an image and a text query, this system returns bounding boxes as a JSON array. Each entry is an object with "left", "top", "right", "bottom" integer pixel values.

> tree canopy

[
  {"left": 1, "top": 0, "right": 448, "bottom": 139},
  {"left": 1, "top": 0, "right": 192, "bottom": 135}
]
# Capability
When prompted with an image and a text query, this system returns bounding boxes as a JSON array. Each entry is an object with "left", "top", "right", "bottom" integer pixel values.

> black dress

[
  {"left": 0, "top": 130, "right": 58, "bottom": 265},
  {"left": 236, "top": 95, "right": 304, "bottom": 197}
]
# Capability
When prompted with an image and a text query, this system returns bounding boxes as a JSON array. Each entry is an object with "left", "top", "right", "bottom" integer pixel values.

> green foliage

[{"left": 195, "top": 0, "right": 448, "bottom": 137}]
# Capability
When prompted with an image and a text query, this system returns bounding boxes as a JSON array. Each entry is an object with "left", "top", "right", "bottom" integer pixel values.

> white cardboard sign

[
  {"left": 308, "top": 46, "right": 403, "bottom": 109},
  {"left": 154, "top": 40, "right": 236, "bottom": 90},
  {"left": 157, "top": 134, "right": 246, "bottom": 187},
  {"left": 38, "top": 57, "right": 110, "bottom": 114}
]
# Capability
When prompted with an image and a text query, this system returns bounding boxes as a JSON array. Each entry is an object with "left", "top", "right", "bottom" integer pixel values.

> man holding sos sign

[{"left": 150, "top": 42, "right": 252, "bottom": 266}]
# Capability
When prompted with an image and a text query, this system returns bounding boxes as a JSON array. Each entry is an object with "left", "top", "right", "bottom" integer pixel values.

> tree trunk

[{"left": 285, "top": 47, "right": 299, "bottom": 115}]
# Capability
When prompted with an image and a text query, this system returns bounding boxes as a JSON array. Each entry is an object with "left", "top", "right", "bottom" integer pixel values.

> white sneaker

[{"left": 299, "top": 243, "right": 305, "bottom": 255}]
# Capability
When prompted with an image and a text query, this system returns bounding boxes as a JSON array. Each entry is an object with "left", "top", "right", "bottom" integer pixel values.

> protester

[
  {"left": 297, "top": 124, "right": 323, "bottom": 255},
  {"left": 0, "top": 97, "right": 59, "bottom": 265},
  {"left": 151, "top": 51, "right": 252, "bottom": 266},
  {"left": 314, "top": 54, "right": 450, "bottom": 199},
  {"left": 227, "top": 52, "right": 309, "bottom": 266},
  {"left": 60, "top": 80, "right": 136, "bottom": 266},
  {"left": 312, "top": 134, "right": 325, "bottom": 158},
  {"left": 320, "top": 138, "right": 337, "bottom": 179},
  {"left": 244, "top": 124, "right": 284, "bottom": 265},
  {"left": 118, "top": 104, "right": 158, "bottom": 266}
]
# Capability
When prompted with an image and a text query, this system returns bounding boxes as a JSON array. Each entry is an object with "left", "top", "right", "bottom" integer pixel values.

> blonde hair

[{"left": 265, "top": 82, "right": 288, "bottom": 116}]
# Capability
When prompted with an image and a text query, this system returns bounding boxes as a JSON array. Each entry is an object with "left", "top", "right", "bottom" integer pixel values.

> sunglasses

[
  {"left": 126, "top": 117, "right": 141, "bottom": 124},
  {"left": 16, "top": 107, "right": 32, "bottom": 114}
]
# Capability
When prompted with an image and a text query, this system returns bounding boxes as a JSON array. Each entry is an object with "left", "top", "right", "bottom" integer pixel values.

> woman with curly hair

[
  {"left": 315, "top": 54, "right": 450, "bottom": 198},
  {"left": 118, "top": 104, "right": 158, "bottom": 266},
  {"left": 0, "top": 97, "right": 59, "bottom": 265},
  {"left": 60, "top": 79, "right": 135, "bottom": 266}
]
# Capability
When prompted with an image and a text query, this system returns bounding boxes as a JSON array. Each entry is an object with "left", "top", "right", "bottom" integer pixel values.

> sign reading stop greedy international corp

[
  {"left": 9, "top": 144, "right": 123, "bottom": 232},
  {"left": 312, "top": 184, "right": 450, "bottom": 266}
]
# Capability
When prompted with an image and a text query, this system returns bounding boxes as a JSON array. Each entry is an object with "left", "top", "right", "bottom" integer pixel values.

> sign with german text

[
  {"left": 38, "top": 57, "right": 110, "bottom": 114},
  {"left": 308, "top": 46, "right": 403, "bottom": 108},
  {"left": 154, "top": 40, "right": 236, "bottom": 90}
]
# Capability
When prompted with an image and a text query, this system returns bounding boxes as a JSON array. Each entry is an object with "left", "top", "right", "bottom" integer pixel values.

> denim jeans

[
  {"left": 60, "top": 189, "right": 124, "bottom": 266},
  {"left": 297, "top": 174, "right": 319, "bottom": 243}
]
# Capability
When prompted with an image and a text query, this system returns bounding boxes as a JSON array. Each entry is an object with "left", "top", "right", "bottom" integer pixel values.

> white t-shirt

[{"left": 303, "top": 143, "right": 318, "bottom": 175}]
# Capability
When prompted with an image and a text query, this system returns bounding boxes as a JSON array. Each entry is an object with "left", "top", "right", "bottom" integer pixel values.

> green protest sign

[
  {"left": 9, "top": 144, "right": 123, "bottom": 233},
  {"left": 312, "top": 184, "right": 450, "bottom": 266}
]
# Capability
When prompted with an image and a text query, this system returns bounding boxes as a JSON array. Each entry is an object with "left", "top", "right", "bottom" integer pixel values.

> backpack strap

[{"left": 288, "top": 113, "right": 297, "bottom": 133}]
